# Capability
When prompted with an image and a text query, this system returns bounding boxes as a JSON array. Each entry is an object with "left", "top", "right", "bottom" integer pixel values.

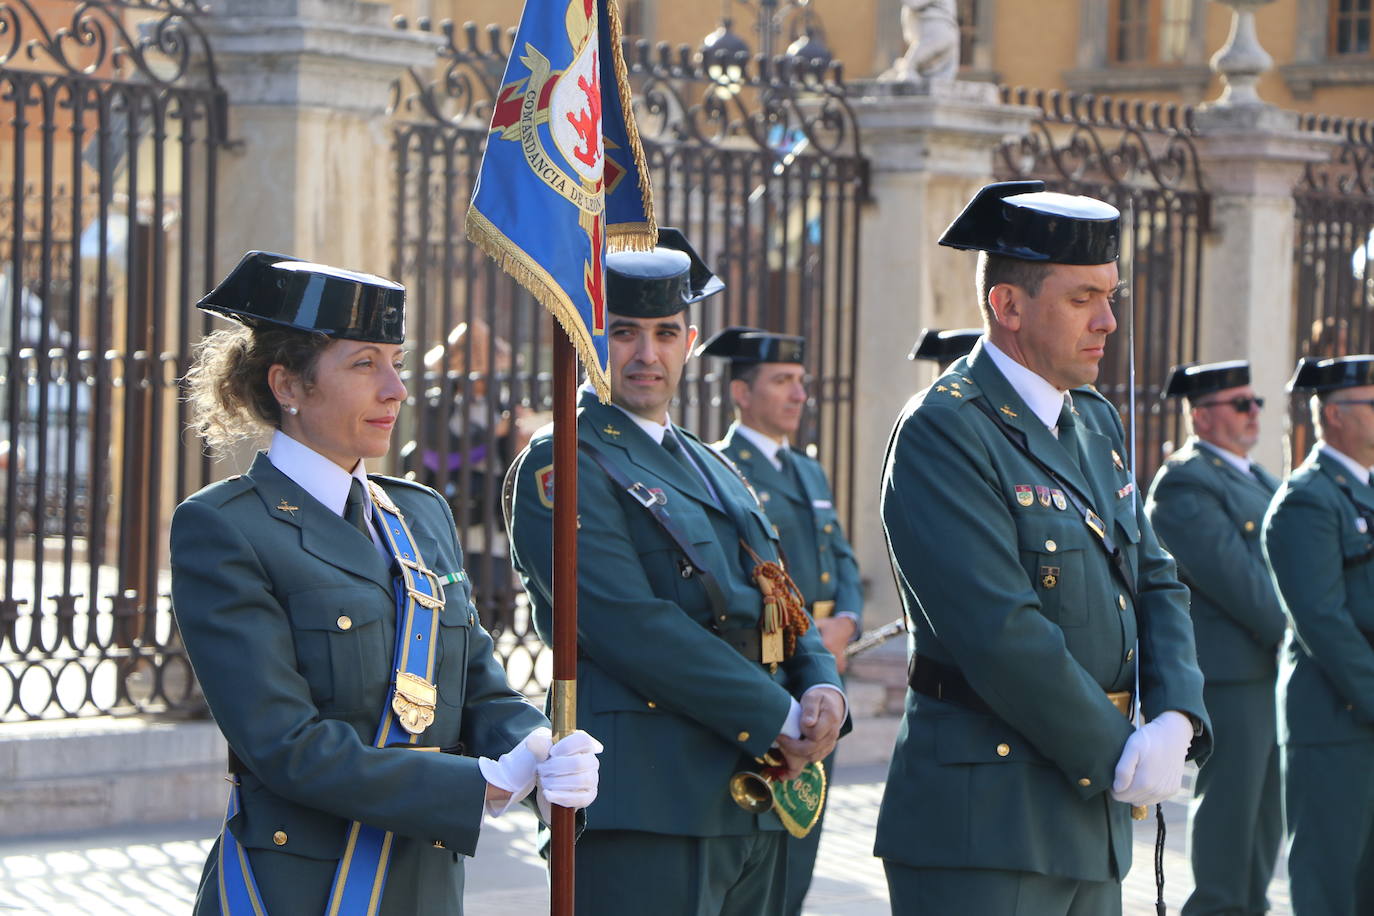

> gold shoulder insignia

[
  {"left": 936, "top": 385, "right": 949, "bottom": 393},
  {"left": 602, "top": 424, "right": 621, "bottom": 438},
  {"left": 274, "top": 499, "right": 298, "bottom": 516},
  {"left": 368, "top": 480, "right": 400, "bottom": 514},
  {"left": 1000, "top": 405, "right": 1018, "bottom": 418},
  {"left": 950, "top": 389, "right": 963, "bottom": 399}
]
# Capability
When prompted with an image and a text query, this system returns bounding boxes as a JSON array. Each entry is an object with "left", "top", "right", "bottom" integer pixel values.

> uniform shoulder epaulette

[
  {"left": 930, "top": 370, "right": 979, "bottom": 403},
  {"left": 1071, "top": 383, "right": 1114, "bottom": 409},
  {"left": 189, "top": 473, "right": 256, "bottom": 508},
  {"left": 368, "top": 472, "right": 433, "bottom": 496}
]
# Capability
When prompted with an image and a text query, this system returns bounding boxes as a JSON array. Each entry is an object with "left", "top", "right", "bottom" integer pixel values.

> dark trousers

[
  {"left": 1183, "top": 680, "right": 1282, "bottom": 916},
  {"left": 574, "top": 829, "right": 787, "bottom": 916},
  {"left": 1285, "top": 740, "right": 1374, "bottom": 916},
  {"left": 883, "top": 862, "right": 1123, "bottom": 916}
]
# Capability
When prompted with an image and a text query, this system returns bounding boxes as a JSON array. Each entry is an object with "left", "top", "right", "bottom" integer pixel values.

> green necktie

[
  {"left": 344, "top": 478, "right": 371, "bottom": 539},
  {"left": 663, "top": 431, "right": 718, "bottom": 505},
  {"left": 1057, "top": 401, "right": 1084, "bottom": 471}
]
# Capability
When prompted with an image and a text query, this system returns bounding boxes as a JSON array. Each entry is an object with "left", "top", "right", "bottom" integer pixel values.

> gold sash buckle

[
  {"left": 811, "top": 600, "right": 836, "bottom": 620},
  {"left": 1107, "top": 689, "right": 1132, "bottom": 718},
  {"left": 392, "top": 671, "right": 437, "bottom": 735}
]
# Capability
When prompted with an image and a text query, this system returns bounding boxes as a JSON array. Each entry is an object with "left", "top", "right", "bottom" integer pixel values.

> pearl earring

[{"left": 283, "top": 404, "right": 298, "bottom": 416}]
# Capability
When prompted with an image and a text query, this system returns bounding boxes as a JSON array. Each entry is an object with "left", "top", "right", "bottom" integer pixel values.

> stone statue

[{"left": 880, "top": 0, "right": 960, "bottom": 82}]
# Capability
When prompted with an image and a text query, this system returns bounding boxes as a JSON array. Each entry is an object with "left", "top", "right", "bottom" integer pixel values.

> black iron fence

[
  {"left": 387, "top": 20, "right": 866, "bottom": 694},
  {"left": 1289, "top": 115, "right": 1374, "bottom": 466},
  {"left": 0, "top": 0, "right": 227, "bottom": 720},
  {"left": 995, "top": 87, "right": 1210, "bottom": 486}
]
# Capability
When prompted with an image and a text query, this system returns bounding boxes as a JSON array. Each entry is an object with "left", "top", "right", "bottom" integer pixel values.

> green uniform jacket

[
  {"left": 1146, "top": 438, "right": 1285, "bottom": 683},
  {"left": 507, "top": 391, "right": 844, "bottom": 837},
  {"left": 875, "top": 343, "right": 1211, "bottom": 882},
  {"left": 716, "top": 423, "right": 863, "bottom": 620},
  {"left": 1262, "top": 446, "right": 1374, "bottom": 746},
  {"left": 171, "top": 453, "right": 548, "bottom": 916}
]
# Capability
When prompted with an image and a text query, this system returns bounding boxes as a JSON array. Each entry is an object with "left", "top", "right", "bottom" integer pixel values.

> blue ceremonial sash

[{"left": 219, "top": 482, "right": 446, "bottom": 916}]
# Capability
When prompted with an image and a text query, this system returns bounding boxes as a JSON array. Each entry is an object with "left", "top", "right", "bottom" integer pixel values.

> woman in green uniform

[{"left": 172, "top": 252, "right": 600, "bottom": 916}]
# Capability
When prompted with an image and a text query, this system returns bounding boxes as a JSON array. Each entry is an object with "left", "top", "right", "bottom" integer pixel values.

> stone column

[
  {"left": 846, "top": 80, "right": 1036, "bottom": 631},
  {"left": 196, "top": 0, "right": 442, "bottom": 278},
  {"left": 1190, "top": 0, "right": 1339, "bottom": 474}
]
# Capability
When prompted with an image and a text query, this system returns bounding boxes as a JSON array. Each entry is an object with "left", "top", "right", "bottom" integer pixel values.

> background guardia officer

[
  {"left": 1146, "top": 361, "right": 1284, "bottom": 916},
  {"left": 1263, "top": 355, "right": 1374, "bottom": 916},
  {"left": 699, "top": 326, "right": 863, "bottom": 916},
  {"left": 506, "top": 230, "right": 846, "bottom": 916},
  {"left": 877, "top": 181, "right": 1211, "bottom": 915},
  {"left": 908, "top": 327, "right": 981, "bottom": 372}
]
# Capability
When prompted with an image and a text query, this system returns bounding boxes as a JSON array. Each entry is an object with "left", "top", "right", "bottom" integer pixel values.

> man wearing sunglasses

[
  {"left": 1263, "top": 355, "right": 1374, "bottom": 916},
  {"left": 1145, "top": 361, "right": 1285, "bottom": 916}
]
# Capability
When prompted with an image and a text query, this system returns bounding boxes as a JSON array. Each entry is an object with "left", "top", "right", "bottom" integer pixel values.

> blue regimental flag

[{"left": 467, "top": 0, "right": 656, "bottom": 401}]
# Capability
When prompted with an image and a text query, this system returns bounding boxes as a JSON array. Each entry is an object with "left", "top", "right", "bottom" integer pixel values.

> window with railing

[{"left": 1330, "top": 0, "right": 1372, "bottom": 56}]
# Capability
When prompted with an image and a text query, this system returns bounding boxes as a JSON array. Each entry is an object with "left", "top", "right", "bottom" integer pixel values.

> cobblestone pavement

[{"left": 0, "top": 765, "right": 1290, "bottom": 915}]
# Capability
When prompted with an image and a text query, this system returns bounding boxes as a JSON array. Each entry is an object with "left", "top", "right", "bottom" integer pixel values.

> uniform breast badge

[
  {"left": 1014, "top": 485, "right": 1034, "bottom": 507},
  {"left": 1040, "top": 566, "right": 1059, "bottom": 589},
  {"left": 392, "top": 671, "right": 438, "bottom": 735},
  {"left": 1051, "top": 489, "right": 1068, "bottom": 511},
  {"left": 1036, "top": 485, "right": 1051, "bottom": 507}
]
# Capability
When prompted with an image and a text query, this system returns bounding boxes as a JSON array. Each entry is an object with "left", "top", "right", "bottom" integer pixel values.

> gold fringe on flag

[
  {"left": 465, "top": 208, "right": 612, "bottom": 403},
  {"left": 604, "top": 0, "right": 657, "bottom": 253}
]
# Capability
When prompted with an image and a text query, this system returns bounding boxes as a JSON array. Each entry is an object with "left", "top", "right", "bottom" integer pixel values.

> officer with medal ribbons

[
  {"left": 506, "top": 230, "right": 847, "bottom": 915},
  {"left": 1263, "top": 355, "right": 1374, "bottom": 916},
  {"left": 171, "top": 252, "right": 601, "bottom": 916},
  {"left": 698, "top": 326, "right": 864, "bottom": 915},
  {"left": 1146, "top": 361, "right": 1284, "bottom": 916},
  {"left": 876, "top": 181, "right": 1211, "bottom": 915}
]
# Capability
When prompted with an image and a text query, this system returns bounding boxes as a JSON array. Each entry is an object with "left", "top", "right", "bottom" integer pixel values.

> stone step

[{"left": 0, "top": 717, "right": 227, "bottom": 840}]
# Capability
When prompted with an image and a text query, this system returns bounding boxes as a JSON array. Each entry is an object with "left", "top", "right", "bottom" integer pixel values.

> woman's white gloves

[
  {"left": 534, "top": 730, "right": 604, "bottom": 820},
  {"left": 478, "top": 727, "right": 603, "bottom": 817}
]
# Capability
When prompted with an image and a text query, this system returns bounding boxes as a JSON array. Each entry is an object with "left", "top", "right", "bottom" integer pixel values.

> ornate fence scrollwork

[
  {"left": 388, "top": 19, "right": 867, "bottom": 697},
  {"left": 995, "top": 86, "right": 1210, "bottom": 485},
  {"left": 0, "top": 0, "right": 226, "bottom": 721}
]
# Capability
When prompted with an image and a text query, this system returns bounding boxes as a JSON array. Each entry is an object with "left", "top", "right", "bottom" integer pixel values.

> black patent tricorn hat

[
  {"left": 696, "top": 327, "right": 805, "bottom": 364},
  {"left": 197, "top": 251, "right": 406, "bottom": 344},
  {"left": 605, "top": 227, "right": 725, "bottom": 318},
  {"left": 939, "top": 180, "right": 1121, "bottom": 265},
  {"left": 1288, "top": 355, "right": 1374, "bottom": 393},
  {"left": 1163, "top": 360, "right": 1251, "bottom": 399},
  {"left": 908, "top": 328, "right": 981, "bottom": 363}
]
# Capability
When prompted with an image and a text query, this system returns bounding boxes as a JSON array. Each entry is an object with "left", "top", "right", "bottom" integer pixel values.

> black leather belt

[
  {"left": 907, "top": 654, "right": 991, "bottom": 714},
  {"left": 718, "top": 626, "right": 763, "bottom": 663}
]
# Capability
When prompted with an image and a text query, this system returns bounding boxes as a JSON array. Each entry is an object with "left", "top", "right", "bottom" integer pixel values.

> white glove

[
  {"left": 1110, "top": 711, "right": 1194, "bottom": 807},
  {"left": 478, "top": 726, "right": 552, "bottom": 815},
  {"left": 534, "top": 730, "right": 604, "bottom": 820}
]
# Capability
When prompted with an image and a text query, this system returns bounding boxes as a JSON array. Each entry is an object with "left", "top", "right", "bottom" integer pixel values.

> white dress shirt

[
  {"left": 984, "top": 339, "right": 1073, "bottom": 434},
  {"left": 267, "top": 430, "right": 389, "bottom": 557}
]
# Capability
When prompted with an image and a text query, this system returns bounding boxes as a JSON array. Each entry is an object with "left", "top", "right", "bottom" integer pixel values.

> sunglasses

[{"left": 1195, "top": 396, "right": 1264, "bottom": 413}]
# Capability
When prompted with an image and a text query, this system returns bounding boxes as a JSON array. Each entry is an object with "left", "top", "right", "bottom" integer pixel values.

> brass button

[
  {"left": 272, "top": 831, "right": 288, "bottom": 846},
  {"left": 646, "top": 701, "right": 657, "bottom": 709},
  {"left": 996, "top": 743, "right": 1010, "bottom": 757},
  {"left": 1078, "top": 778, "right": 1091, "bottom": 787},
  {"left": 719, "top": 615, "right": 728, "bottom": 622},
  {"left": 1126, "top": 648, "right": 1135, "bottom": 662},
  {"left": 1044, "top": 539, "right": 1057, "bottom": 553},
  {"left": 737, "top": 731, "right": 750, "bottom": 742},
  {"left": 337, "top": 615, "right": 352, "bottom": 631},
  {"left": 823, "top": 523, "right": 834, "bottom": 534},
  {"left": 1117, "top": 594, "right": 1126, "bottom": 610},
  {"left": 740, "top": 449, "right": 752, "bottom": 460},
  {"left": 1346, "top": 703, "right": 1355, "bottom": 711},
  {"left": 820, "top": 572, "right": 831, "bottom": 583},
  {"left": 1244, "top": 520, "right": 1256, "bottom": 532}
]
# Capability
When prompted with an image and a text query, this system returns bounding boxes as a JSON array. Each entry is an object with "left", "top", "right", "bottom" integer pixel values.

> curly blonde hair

[{"left": 184, "top": 324, "right": 331, "bottom": 453}]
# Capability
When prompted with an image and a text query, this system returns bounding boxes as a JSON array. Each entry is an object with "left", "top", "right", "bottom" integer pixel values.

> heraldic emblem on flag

[{"left": 467, "top": 0, "right": 656, "bottom": 401}]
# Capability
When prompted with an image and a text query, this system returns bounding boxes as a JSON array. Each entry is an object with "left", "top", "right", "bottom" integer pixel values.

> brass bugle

[{"left": 729, "top": 769, "right": 775, "bottom": 814}]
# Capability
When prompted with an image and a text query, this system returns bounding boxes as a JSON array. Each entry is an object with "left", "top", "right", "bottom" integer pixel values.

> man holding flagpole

[
  {"left": 506, "top": 229, "right": 847, "bottom": 914},
  {"left": 465, "top": 0, "right": 661, "bottom": 910}
]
